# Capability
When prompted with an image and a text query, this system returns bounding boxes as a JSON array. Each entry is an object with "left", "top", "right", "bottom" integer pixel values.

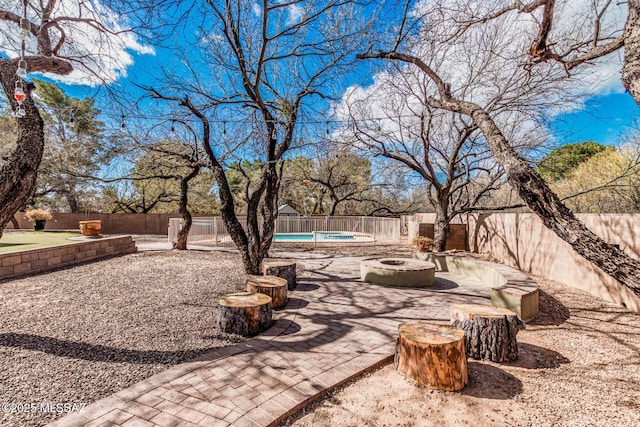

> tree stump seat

[
  {"left": 451, "top": 304, "right": 525, "bottom": 362},
  {"left": 217, "top": 292, "right": 272, "bottom": 337},
  {"left": 246, "top": 275, "right": 288, "bottom": 309},
  {"left": 262, "top": 260, "right": 297, "bottom": 290},
  {"left": 395, "top": 321, "right": 468, "bottom": 391}
]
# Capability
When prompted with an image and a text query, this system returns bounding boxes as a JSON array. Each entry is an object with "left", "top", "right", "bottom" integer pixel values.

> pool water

[{"left": 273, "top": 232, "right": 356, "bottom": 242}]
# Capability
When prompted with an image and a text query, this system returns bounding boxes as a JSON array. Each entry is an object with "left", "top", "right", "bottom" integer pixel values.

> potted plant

[
  {"left": 26, "top": 209, "right": 53, "bottom": 231},
  {"left": 411, "top": 236, "right": 434, "bottom": 261}
]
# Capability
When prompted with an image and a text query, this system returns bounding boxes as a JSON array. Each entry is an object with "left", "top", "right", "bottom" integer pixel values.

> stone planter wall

[{"left": 0, "top": 236, "right": 137, "bottom": 281}]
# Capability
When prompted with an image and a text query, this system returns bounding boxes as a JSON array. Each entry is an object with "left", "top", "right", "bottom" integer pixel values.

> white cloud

[
  {"left": 286, "top": 4, "right": 304, "bottom": 25},
  {"left": 0, "top": 0, "right": 154, "bottom": 86},
  {"left": 336, "top": 0, "right": 629, "bottom": 143},
  {"left": 252, "top": 2, "right": 262, "bottom": 17}
]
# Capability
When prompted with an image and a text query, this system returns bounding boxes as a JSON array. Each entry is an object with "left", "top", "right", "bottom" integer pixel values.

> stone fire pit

[{"left": 360, "top": 258, "right": 436, "bottom": 287}]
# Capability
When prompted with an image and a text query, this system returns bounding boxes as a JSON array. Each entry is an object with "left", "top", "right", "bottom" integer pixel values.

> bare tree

[
  {"left": 145, "top": 0, "right": 371, "bottom": 273},
  {"left": 358, "top": 0, "right": 640, "bottom": 296},
  {"left": 340, "top": 66, "right": 520, "bottom": 250},
  {"left": 281, "top": 150, "right": 380, "bottom": 216}
]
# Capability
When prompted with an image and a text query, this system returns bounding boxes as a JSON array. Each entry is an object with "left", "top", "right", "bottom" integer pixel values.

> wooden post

[
  {"left": 217, "top": 292, "right": 272, "bottom": 337},
  {"left": 246, "top": 275, "right": 288, "bottom": 309},
  {"left": 263, "top": 260, "right": 297, "bottom": 290},
  {"left": 395, "top": 322, "right": 468, "bottom": 391},
  {"left": 451, "top": 304, "right": 525, "bottom": 362}
]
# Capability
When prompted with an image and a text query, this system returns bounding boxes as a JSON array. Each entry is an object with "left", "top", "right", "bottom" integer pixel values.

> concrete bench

[{"left": 415, "top": 253, "right": 539, "bottom": 322}]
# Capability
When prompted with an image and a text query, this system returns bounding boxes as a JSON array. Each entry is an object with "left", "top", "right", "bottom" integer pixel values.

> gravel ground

[
  {"left": 0, "top": 250, "right": 248, "bottom": 427},
  {"left": 2, "top": 241, "right": 640, "bottom": 426},
  {"left": 280, "top": 274, "right": 640, "bottom": 427}
]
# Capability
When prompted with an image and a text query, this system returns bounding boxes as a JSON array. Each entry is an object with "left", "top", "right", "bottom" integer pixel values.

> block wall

[{"left": 0, "top": 236, "right": 137, "bottom": 280}]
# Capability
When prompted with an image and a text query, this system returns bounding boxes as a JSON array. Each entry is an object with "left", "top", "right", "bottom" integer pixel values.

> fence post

[
  {"left": 372, "top": 218, "right": 376, "bottom": 244},
  {"left": 214, "top": 218, "right": 218, "bottom": 245}
]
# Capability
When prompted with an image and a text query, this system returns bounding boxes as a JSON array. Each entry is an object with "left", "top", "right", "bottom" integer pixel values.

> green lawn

[{"left": 0, "top": 231, "right": 79, "bottom": 253}]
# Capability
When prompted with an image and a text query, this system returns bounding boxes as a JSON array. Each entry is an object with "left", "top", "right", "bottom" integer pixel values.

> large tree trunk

[
  {"left": 623, "top": 0, "right": 640, "bottom": 103},
  {"left": 66, "top": 191, "right": 80, "bottom": 213},
  {"left": 433, "top": 195, "right": 450, "bottom": 252},
  {"left": 431, "top": 96, "right": 640, "bottom": 297},
  {"left": 0, "top": 60, "right": 45, "bottom": 239},
  {"left": 174, "top": 166, "right": 200, "bottom": 250}
]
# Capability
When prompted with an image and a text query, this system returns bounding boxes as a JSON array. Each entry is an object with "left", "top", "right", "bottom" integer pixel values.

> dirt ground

[{"left": 276, "top": 247, "right": 640, "bottom": 427}]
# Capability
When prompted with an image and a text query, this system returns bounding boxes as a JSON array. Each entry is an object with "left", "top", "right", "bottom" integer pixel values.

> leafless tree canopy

[{"left": 354, "top": 0, "right": 640, "bottom": 296}]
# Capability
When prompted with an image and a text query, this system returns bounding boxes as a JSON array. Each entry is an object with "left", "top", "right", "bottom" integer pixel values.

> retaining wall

[
  {"left": 467, "top": 213, "right": 640, "bottom": 312},
  {"left": 0, "top": 236, "right": 137, "bottom": 281}
]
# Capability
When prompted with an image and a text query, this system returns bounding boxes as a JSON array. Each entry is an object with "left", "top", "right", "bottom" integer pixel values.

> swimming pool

[{"left": 273, "top": 231, "right": 372, "bottom": 242}]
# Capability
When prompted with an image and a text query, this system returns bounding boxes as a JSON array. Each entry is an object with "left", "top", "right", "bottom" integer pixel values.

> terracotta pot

[{"left": 79, "top": 220, "right": 101, "bottom": 236}]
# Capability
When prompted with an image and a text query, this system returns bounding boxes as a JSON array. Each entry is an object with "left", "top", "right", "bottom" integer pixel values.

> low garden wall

[{"left": 0, "top": 236, "right": 137, "bottom": 281}]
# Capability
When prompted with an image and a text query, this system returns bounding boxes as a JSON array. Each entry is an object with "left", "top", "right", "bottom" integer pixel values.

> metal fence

[{"left": 168, "top": 216, "right": 401, "bottom": 246}]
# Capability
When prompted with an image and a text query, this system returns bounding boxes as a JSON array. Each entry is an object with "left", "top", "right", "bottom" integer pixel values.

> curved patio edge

[{"left": 414, "top": 252, "right": 539, "bottom": 322}]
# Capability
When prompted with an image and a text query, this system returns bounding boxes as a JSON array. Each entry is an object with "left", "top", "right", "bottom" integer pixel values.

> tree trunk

[
  {"left": 623, "top": 0, "right": 640, "bottom": 104},
  {"left": 360, "top": 41, "right": 640, "bottom": 299},
  {"left": 451, "top": 304, "right": 524, "bottom": 362},
  {"left": 0, "top": 60, "right": 45, "bottom": 239},
  {"left": 246, "top": 275, "right": 288, "bottom": 309},
  {"left": 10, "top": 216, "right": 19, "bottom": 229},
  {"left": 66, "top": 191, "right": 79, "bottom": 213},
  {"left": 329, "top": 199, "right": 338, "bottom": 216},
  {"left": 433, "top": 196, "right": 450, "bottom": 252},
  {"left": 174, "top": 166, "right": 200, "bottom": 251},
  {"left": 431, "top": 96, "right": 640, "bottom": 297},
  {"left": 395, "top": 321, "right": 468, "bottom": 391},
  {"left": 263, "top": 260, "right": 297, "bottom": 290},
  {"left": 217, "top": 292, "right": 273, "bottom": 337}
]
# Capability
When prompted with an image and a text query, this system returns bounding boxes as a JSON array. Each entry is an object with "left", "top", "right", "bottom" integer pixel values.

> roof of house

[{"left": 278, "top": 204, "right": 300, "bottom": 215}]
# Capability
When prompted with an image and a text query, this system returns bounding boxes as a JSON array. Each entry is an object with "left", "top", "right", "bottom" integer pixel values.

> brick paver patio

[{"left": 48, "top": 252, "right": 491, "bottom": 427}]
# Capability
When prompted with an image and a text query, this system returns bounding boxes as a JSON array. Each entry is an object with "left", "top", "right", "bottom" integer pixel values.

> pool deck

[{"left": 48, "top": 251, "right": 491, "bottom": 427}]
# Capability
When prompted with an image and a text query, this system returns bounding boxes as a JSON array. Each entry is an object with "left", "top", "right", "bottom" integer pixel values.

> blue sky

[
  {"left": 62, "top": 60, "right": 639, "bottom": 151},
  {"left": 22, "top": 0, "right": 640, "bottom": 155},
  {"left": 550, "top": 93, "right": 640, "bottom": 147}
]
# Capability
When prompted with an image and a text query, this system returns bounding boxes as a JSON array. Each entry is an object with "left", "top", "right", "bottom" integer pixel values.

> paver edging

[
  {"left": 267, "top": 354, "right": 394, "bottom": 427},
  {"left": 0, "top": 236, "right": 137, "bottom": 282}
]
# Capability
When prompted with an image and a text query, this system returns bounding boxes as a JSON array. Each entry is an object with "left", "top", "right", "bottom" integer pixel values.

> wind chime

[{"left": 13, "top": 0, "right": 29, "bottom": 118}]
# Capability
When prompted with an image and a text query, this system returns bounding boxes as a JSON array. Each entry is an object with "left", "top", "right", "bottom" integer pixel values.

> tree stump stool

[
  {"left": 450, "top": 304, "right": 525, "bottom": 363},
  {"left": 217, "top": 292, "right": 272, "bottom": 337},
  {"left": 246, "top": 275, "right": 288, "bottom": 309},
  {"left": 395, "top": 322, "right": 468, "bottom": 391},
  {"left": 262, "top": 260, "right": 297, "bottom": 290}
]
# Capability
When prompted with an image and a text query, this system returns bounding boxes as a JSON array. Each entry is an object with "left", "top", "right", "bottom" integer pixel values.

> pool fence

[{"left": 168, "top": 216, "right": 402, "bottom": 246}]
